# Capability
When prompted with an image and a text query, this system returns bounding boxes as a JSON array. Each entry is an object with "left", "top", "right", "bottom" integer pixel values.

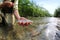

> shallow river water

[
  {"left": 25, "top": 17, "right": 60, "bottom": 40},
  {"left": 0, "top": 17, "right": 60, "bottom": 40}
]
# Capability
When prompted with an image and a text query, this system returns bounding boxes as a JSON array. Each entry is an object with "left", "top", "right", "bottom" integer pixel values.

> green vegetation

[
  {"left": 18, "top": 0, "right": 52, "bottom": 17},
  {"left": 54, "top": 7, "right": 60, "bottom": 17}
]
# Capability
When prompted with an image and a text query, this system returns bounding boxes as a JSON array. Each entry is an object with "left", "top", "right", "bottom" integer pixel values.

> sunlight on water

[
  {"left": 43, "top": 17, "right": 60, "bottom": 40},
  {"left": 48, "top": 17, "right": 58, "bottom": 23}
]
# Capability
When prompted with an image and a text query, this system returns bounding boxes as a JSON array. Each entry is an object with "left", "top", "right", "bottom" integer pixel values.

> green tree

[
  {"left": 18, "top": 0, "right": 52, "bottom": 17},
  {"left": 54, "top": 7, "right": 60, "bottom": 17}
]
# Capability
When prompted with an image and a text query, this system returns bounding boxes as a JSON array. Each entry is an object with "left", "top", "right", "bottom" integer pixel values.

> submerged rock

[{"left": 55, "top": 31, "right": 60, "bottom": 40}]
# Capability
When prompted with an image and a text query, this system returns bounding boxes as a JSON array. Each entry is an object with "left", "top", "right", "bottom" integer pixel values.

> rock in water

[{"left": 55, "top": 31, "right": 60, "bottom": 40}]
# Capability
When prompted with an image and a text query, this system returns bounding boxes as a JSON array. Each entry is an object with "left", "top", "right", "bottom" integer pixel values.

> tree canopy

[
  {"left": 18, "top": 0, "right": 52, "bottom": 17},
  {"left": 54, "top": 7, "right": 60, "bottom": 17}
]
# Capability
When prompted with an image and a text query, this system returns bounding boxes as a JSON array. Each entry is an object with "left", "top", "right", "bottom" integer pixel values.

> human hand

[
  {"left": 17, "top": 17, "right": 33, "bottom": 26},
  {"left": 2, "top": 1, "right": 14, "bottom": 7}
]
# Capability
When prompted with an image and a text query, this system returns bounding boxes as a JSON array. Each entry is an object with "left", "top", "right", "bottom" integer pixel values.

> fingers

[
  {"left": 17, "top": 17, "right": 33, "bottom": 26},
  {"left": 4, "top": 1, "right": 12, "bottom": 3},
  {"left": 3, "top": 1, "right": 13, "bottom": 7},
  {"left": 18, "top": 22, "right": 30, "bottom": 26},
  {"left": 17, "top": 20, "right": 33, "bottom": 26}
]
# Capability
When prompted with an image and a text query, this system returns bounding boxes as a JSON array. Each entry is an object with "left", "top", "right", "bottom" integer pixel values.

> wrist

[{"left": 17, "top": 17, "right": 21, "bottom": 20}]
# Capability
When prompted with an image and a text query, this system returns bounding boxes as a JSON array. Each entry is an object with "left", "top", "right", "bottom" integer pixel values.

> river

[
  {"left": 0, "top": 17, "right": 60, "bottom": 40},
  {"left": 23, "top": 17, "right": 60, "bottom": 40}
]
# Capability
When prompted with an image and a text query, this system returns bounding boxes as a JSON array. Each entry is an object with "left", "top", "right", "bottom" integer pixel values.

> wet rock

[{"left": 55, "top": 31, "right": 60, "bottom": 40}]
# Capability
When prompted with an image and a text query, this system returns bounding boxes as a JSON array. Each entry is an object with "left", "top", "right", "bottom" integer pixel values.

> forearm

[
  {"left": 13, "top": 0, "right": 20, "bottom": 20},
  {"left": 13, "top": 9, "right": 20, "bottom": 20}
]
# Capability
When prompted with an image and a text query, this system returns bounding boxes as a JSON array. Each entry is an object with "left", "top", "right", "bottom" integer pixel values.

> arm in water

[{"left": 13, "top": 0, "right": 33, "bottom": 26}]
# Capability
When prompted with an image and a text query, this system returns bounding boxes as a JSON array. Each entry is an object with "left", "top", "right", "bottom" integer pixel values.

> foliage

[
  {"left": 54, "top": 7, "right": 60, "bottom": 17},
  {"left": 18, "top": 0, "right": 52, "bottom": 17}
]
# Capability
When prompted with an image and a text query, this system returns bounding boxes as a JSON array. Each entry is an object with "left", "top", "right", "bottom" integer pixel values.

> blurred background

[{"left": 18, "top": 0, "right": 60, "bottom": 17}]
